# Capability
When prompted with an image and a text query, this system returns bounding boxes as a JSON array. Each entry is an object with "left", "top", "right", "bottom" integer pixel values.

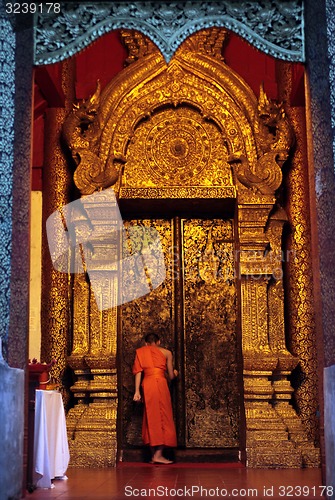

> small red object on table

[{"left": 28, "top": 358, "right": 56, "bottom": 389}]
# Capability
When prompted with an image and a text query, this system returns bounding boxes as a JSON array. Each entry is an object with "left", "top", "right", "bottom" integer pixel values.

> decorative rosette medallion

[{"left": 145, "top": 109, "right": 211, "bottom": 184}]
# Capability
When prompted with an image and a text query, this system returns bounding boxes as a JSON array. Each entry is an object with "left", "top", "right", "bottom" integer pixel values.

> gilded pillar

[
  {"left": 41, "top": 59, "right": 119, "bottom": 466},
  {"left": 41, "top": 60, "right": 74, "bottom": 398},
  {"left": 276, "top": 61, "right": 320, "bottom": 446},
  {"left": 267, "top": 61, "right": 320, "bottom": 467}
]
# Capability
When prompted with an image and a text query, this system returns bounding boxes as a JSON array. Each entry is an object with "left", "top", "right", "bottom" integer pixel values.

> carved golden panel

[
  {"left": 182, "top": 219, "right": 240, "bottom": 447},
  {"left": 124, "top": 106, "right": 233, "bottom": 188},
  {"left": 120, "top": 186, "right": 236, "bottom": 199},
  {"left": 120, "top": 219, "right": 174, "bottom": 447}
]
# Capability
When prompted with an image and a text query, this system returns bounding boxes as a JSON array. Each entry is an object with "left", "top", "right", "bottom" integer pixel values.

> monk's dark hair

[{"left": 145, "top": 332, "right": 160, "bottom": 344}]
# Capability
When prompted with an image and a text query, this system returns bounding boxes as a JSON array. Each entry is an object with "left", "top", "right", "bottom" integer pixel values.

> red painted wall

[
  {"left": 224, "top": 33, "right": 278, "bottom": 99},
  {"left": 75, "top": 31, "right": 128, "bottom": 99}
]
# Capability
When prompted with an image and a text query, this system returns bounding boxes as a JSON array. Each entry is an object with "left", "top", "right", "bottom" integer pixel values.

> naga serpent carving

[
  {"left": 230, "top": 85, "right": 294, "bottom": 194},
  {"left": 62, "top": 81, "right": 119, "bottom": 195}
]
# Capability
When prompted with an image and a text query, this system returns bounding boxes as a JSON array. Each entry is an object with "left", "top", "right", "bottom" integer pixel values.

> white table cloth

[{"left": 33, "top": 390, "right": 70, "bottom": 488}]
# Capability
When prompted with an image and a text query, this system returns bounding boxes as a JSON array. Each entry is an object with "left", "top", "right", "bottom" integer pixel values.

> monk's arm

[
  {"left": 166, "top": 351, "right": 178, "bottom": 380},
  {"left": 133, "top": 372, "right": 142, "bottom": 401}
]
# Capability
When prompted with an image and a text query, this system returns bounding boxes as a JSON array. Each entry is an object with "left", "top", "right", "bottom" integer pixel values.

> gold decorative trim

[{"left": 120, "top": 187, "right": 236, "bottom": 199}]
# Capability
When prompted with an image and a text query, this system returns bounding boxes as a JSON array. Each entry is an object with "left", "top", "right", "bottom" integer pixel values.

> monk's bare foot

[{"left": 151, "top": 455, "right": 173, "bottom": 464}]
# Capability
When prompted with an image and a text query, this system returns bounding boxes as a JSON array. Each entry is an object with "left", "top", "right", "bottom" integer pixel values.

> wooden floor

[{"left": 25, "top": 464, "right": 326, "bottom": 499}]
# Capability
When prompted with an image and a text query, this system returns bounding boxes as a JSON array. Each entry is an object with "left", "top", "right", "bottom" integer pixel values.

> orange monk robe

[{"left": 133, "top": 345, "right": 177, "bottom": 448}]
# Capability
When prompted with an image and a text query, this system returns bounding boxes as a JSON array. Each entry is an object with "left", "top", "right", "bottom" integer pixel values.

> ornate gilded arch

[
  {"left": 100, "top": 30, "right": 258, "bottom": 196},
  {"left": 63, "top": 28, "right": 320, "bottom": 468}
]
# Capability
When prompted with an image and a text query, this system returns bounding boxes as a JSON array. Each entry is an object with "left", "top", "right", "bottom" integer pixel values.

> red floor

[{"left": 25, "top": 464, "right": 326, "bottom": 499}]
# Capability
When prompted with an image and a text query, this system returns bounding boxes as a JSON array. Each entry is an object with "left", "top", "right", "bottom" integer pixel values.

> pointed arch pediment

[
  {"left": 62, "top": 29, "right": 293, "bottom": 200},
  {"left": 96, "top": 30, "right": 264, "bottom": 199}
]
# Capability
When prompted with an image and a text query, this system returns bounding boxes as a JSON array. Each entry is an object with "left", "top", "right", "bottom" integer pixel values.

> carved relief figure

[
  {"left": 62, "top": 81, "right": 119, "bottom": 195},
  {"left": 233, "top": 84, "right": 294, "bottom": 194},
  {"left": 255, "top": 84, "right": 295, "bottom": 162}
]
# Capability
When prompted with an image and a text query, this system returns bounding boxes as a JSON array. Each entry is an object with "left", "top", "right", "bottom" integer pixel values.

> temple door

[{"left": 119, "top": 215, "right": 243, "bottom": 461}]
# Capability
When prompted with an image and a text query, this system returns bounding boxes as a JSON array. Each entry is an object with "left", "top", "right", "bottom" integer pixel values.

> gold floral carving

[
  {"left": 181, "top": 27, "right": 229, "bottom": 61},
  {"left": 120, "top": 187, "right": 236, "bottom": 199},
  {"left": 63, "top": 27, "right": 295, "bottom": 200},
  {"left": 121, "top": 29, "right": 158, "bottom": 65},
  {"left": 125, "top": 106, "right": 233, "bottom": 188},
  {"left": 183, "top": 219, "right": 239, "bottom": 447}
]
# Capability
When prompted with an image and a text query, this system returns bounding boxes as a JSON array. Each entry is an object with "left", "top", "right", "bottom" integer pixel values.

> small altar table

[{"left": 33, "top": 390, "right": 70, "bottom": 488}]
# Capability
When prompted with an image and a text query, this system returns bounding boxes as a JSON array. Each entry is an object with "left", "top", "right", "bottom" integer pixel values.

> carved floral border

[{"left": 34, "top": 1, "right": 304, "bottom": 65}]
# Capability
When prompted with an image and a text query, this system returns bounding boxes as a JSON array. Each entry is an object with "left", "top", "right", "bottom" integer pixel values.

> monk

[{"left": 133, "top": 333, "right": 178, "bottom": 464}]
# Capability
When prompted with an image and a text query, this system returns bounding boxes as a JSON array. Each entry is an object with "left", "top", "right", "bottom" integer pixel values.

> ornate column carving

[
  {"left": 41, "top": 59, "right": 75, "bottom": 396},
  {"left": 66, "top": 192, "right": 118, "bottom": 467},
  {"left": 275, "top": 60, "right": 320, "bottom": 467},
  {"left": 233, "top": 79, "right": 319, "bottom": 466},
  {"left": 40, "top": 60, "right": 80, "bottom": 462},
  {"left": 238, "top": 201, "right": 300, "bottom": 467}
]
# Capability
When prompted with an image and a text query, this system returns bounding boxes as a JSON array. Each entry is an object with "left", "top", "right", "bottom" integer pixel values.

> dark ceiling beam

[
  {"left": 34, "top": 65, "right": 65, "bottom": 108},
  {"left": 290, "top": 64, "right": 305, "bottom": 107}
]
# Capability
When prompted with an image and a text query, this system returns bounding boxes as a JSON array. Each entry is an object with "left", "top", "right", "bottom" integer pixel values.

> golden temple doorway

[
  {"left": 119, "top": 211, "right": 243, "bottom": 461},
  {"left": 59, "top": 28, "right": 320, "bottom": 468}
]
